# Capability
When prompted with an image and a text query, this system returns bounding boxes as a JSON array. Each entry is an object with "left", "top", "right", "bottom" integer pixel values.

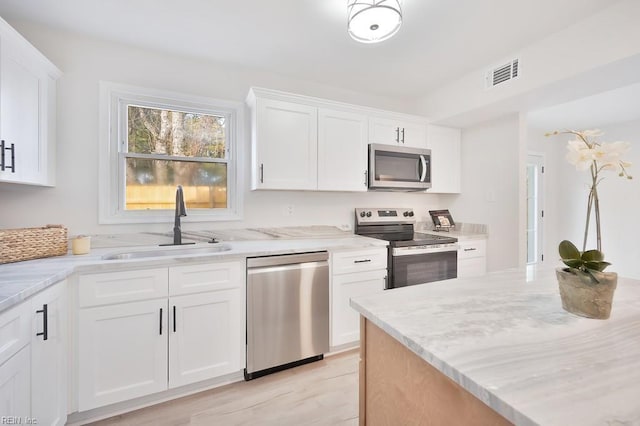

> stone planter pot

[{"left": 556, "top": 267, "right": 618, "bottom": 319}]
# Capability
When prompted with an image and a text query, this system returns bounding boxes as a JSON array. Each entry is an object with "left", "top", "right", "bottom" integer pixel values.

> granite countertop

[
  {"left": 416, "top": 222, "right": 488, "bottom": 241},
  {"left": 350, "top": 266, "right": 640, "bottom": 426},
  {"left": 0, "top": 226, "right": 386, "bottom": 314}
]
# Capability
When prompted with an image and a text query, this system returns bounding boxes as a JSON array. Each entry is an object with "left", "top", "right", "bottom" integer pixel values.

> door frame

[{"left": 526, "top": 152, "right": 545, "bottom": 264}]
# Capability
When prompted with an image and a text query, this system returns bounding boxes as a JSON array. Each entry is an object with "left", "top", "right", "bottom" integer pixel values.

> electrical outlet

[{"left": 284, "top": 205, "right": 294, "bottom": 216}]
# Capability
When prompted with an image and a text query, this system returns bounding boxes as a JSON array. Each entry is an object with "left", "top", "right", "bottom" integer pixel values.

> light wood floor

[{"left": 90, "top": 350, "right": 359, "bottom": 426}]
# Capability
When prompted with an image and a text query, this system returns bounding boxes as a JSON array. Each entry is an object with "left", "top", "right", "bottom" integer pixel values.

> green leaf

[
  {"left": 559, "top": 240, "right": 580, "bottom": 260},
  {"left": 582, "top": 250, "right": 604, "bottom": 262},
  {"left": 562, "top": 259, "right": 583, "bottom": 269},
  {"left": 584, "top": 260, "right": 611, "bottom": 272}
]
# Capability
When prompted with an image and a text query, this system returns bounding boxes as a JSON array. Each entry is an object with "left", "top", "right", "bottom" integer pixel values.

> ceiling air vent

[{"left": 486, "top": 58, "right": 519, "bottom": 89}]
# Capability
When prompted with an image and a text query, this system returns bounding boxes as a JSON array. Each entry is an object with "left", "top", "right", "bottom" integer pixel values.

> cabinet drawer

[
  {"left": 169, "top": 261, "right": 243, "bottom": 296},
  {"left": 458, "top": 257, "right": 487, "bottom": 278},
  {"left": 457, "top": 240, "right": 486, "bottom": 259},
  {"left": 78, "top": 268, "right": 168, "bottom": 307},
  {"left": 0, "top": 302, "right": 30, "bottom": 366},
  {"left": 332, "top": 248, "right": 387, "bottom": 275}
]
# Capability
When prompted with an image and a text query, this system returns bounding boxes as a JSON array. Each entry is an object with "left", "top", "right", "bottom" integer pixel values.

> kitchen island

[{"left": 351, "top": 266, "right": 640, "bottom": 426}]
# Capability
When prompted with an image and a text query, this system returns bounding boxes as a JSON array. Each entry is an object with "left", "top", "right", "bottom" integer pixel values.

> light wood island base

[{"left": 359, "top": 317, "right": 512, "bottom": 426}]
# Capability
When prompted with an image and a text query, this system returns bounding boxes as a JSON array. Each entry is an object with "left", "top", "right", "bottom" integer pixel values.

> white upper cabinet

[
  {"left": 252, "top": 96, "right": 318, "bottom": 190},
  {"left": 0, "top": 17, "right": 61, "bottom": 186},
  {"left": 426, "top": 124, "right": 461, "bottom": 193},
  {"left": 317, "top": 108, "right": 368, "bottom": 192},
  {"left": 247, "top": 87, "right": 440, "bottom": 192},
  {"left": 369, "top": 117, "right": 427, "bottom": 149}
]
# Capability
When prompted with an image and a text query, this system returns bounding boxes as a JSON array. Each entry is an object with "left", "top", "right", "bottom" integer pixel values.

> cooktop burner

[{"left": 354, "top": 208, "right": 457, "bottom": 246}]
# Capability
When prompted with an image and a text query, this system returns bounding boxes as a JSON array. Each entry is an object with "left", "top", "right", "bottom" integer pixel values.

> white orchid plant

[{"left": 546, "top": 129, "right": 632, "bottom": 278}]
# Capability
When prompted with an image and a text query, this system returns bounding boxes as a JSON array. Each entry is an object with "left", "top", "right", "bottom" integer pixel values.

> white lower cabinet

[
  {"left": 457, "top": 239, "right": 487, "bottom": 278},
  {"left": 78, "top": 299, "right": 168, "bottom": 411},
  {"left": 31, "top": 281, "right": 67, "bottom": 425},
  {"left": 0, "top": 346, "right": 30, "bottom": 418},
  {"left": 0, "top": 280, "right": 67, "bottom": 423},
  {"left": 169, "top": 289, "right": 243, "bottom": 388},
  {"left": 76, "top": 261, "right": 244, "bottom": 411},
  {"left": 331, "top": 248, "right": 387, "bottom": 347}
]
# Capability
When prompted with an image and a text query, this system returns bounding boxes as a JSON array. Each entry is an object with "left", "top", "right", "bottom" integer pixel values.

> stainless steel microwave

[{"left": 368, "top": 144, "right": 431, "bottom": 191}]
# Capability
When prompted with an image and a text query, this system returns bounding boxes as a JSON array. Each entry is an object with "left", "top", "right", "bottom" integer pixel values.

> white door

[
  {"left": 78, "top": 299, "right": 168, "bottom": 411},
  {"left": 331, "top": 270, "right": 385, "bottom": 347},
  {"left": 0, "top": 347, "right": 30, "bottom": 418},
  {"left": 169, "top": 289, "right": 243, "bottom": 388},
  {"left": 31, "top": 281, "right": 67, "bottom": 426},
  {"left": 527, "top": 153, "right": 545, "bottom": 264},
  {"left": 255, "top": 98, "right": 317, "bottom": 190},
  {"left": 0, "top": 38, "right": 44, "bottom": 184},
  {"left": 317, "top": 108, "right": 368, "bottom": 191},
  {"left": 426, "top": 124, "right": 461, "bottom": 193}
]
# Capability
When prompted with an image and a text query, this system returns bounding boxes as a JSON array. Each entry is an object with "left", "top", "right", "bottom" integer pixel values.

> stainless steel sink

[{"left": 103, "top": 244, "right": 232, "bottom": 260}]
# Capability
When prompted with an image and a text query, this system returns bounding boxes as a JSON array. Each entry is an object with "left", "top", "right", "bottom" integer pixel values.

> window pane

[
  {"left": 125, "top": 158, "right": 227, "bottom": 210},
  {"left": 127, "top": 105, "right": 226, "bottom": 158}
]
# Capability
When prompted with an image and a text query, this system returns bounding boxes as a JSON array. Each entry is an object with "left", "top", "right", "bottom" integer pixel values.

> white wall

[
  {"left": 450, "top": 114, "right": 521, "bottom": 272},
  {"left": 528, "top": 120, "right": 640, "bottom": 279},
  {"left": 414, "top": 0, "right": 640, "bottom": 127},
  {"left": 0, "top": 22, "right": 451, "bottom": 236}
]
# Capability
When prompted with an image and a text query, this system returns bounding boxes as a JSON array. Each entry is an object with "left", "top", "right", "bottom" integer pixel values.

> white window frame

[{"left": 99, "top": 81, "right": 244, "bottom": 224}]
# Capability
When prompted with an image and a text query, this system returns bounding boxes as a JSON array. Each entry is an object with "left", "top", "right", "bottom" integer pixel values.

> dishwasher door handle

[
  {"left": 248, "top": 261, "right": 328, "bottom": 276},
  {"left": 247, "top": 251, "right": 328, "bottom": 268}
]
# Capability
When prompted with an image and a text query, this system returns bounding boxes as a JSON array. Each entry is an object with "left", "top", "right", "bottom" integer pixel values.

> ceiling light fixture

[{"left": 347, "top": 0, "right": 403, "bottom": 44}]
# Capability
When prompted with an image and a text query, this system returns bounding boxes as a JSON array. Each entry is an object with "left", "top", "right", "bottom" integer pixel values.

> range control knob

[
  {"left": 408, "top": 211, "right": 414, "bottom": 217},
  {"left": 360, "top": 211, "right": 366, "bottom": 218},
  {"left": 403, "top": 211, "right": 409, "bottom": 217},
  {"left": 366, "top": 211, "right": 372, "bottom": 217}
]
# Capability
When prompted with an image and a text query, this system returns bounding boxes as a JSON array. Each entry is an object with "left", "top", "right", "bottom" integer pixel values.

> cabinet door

[
  {"left": 427, "top": 124, "right": 461, "bottom": 193},
  {"left": 169, "top": 289, "right": 243, "bottom": 388},
  {"left": 31, "top": 281, "right": 67, "bottom": 426},
  {"left": 369, "top": 117, "right": 427, "bottom": 149},
  {"left": 331, "top": 270, "right": 385, "bottom": 347},
  {"left": 317, "top": 108, "right": 368, "bottom": 192},
  {"left": 0, "top": 346, "right": 30, "bottom": 418},
  {"left": 254, "top": 98, "right": 317, "bottom": 190},
  {"left": 78, "top": 299, "right": 168, "bottom": 411},
  {"left": 0, "top": 37, "right": 46, "bottom": 185}
]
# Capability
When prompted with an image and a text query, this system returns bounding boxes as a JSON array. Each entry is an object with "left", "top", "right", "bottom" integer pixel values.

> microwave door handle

[{"left": 419, "top": 155, "right": 427, "bottom": 182}]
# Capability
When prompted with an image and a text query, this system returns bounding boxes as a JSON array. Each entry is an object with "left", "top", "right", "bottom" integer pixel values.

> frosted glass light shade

[{"left": 347, "top": 0, "right": 402, "bottom": 44}]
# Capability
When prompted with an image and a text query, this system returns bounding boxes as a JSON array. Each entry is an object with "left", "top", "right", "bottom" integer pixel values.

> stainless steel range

[{"left": 355, "top": 208, "right": 458, "bottom": 289}]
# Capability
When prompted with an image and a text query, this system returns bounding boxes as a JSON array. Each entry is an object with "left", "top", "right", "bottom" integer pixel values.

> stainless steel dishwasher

[{"left": 245, "top": 251, "right": 329, "bottom": 380}]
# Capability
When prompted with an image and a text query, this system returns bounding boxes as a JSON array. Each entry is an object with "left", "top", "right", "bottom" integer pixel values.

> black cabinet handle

[
  {"left": 173, "top": 305, "right": 177, "bottom": 333},
  {"left": 395, "top": 127, "right": 400, "bottom": 143},
  {"left": 401, "top": 128, "right": 405, "bottom": 144},
  {"left": 464, "top": 248, "right": 477, "bottom": 252},
  {"left": 354, "top": 259, "right": 372, "bottom": 264},
  {"left": 260, "top": 163, "right": 264, "bottom": 183},
  {"left": 36, "top": 304, "right": 48, "bottom": 341},
  {"left": 1, "top": 141, "right": 16, "bottom": 173},
  {"left": 159, "top": 308, "right": 163, "bottom": 335}
]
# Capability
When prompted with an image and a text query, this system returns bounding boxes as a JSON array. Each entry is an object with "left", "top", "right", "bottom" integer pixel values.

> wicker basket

[{"left": 0, "top": 225, "right": 68, "bottom": 264}]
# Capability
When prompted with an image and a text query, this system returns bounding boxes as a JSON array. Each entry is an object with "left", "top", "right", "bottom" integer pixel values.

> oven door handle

[
  {"left": 392, "top": 245, "right": 458, "bottom": 256},
  {"left": 419, "top": 155, "right": 427, "bottom": 182}
]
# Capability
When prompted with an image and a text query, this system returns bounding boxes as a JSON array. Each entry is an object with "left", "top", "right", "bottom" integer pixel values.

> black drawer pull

[
  {"left": 464, "top": 248, "right": 477, "bottom": 252},
  {"left": 36, "top": 304, "right": 48, "bottom": 341},
  {"left": 354, "top": 259, "right": 372, "bottom": 263},
  {"left": 173, "top": 305, "right": 177, "bottom": 333}
]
